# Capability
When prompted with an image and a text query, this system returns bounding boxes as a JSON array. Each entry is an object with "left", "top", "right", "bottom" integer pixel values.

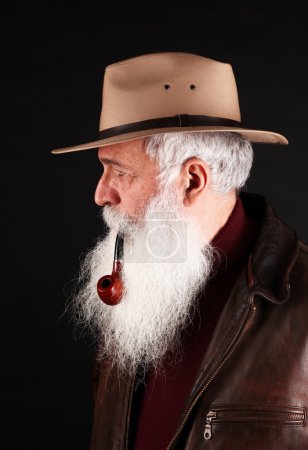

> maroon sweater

[{"left": 133, "top": 197, "right": 261, "bottom": 450}]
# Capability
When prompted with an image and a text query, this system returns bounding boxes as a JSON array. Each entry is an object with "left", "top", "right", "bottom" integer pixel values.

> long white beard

[{"left": 72, "top": 184, "right": 215, "bottom": 376}]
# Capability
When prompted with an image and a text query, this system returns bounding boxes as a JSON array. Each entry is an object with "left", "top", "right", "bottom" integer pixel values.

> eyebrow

[{"left": 99, "top": 157, "right": 132, "bottom": 170}]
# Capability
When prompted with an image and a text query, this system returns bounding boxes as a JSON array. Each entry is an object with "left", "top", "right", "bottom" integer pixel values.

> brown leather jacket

[{"left": 89, "top": 192, "right": 308, "bottom": 449}]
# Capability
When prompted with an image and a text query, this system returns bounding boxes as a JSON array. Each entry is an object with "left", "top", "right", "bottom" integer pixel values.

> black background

[{"left": 3, "top": 2, "right": 308, "bottom": 449}]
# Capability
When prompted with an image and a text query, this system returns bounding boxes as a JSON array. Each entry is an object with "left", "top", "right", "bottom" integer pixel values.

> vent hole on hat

[
  {"left": 164, "top": 84, "right": 171, "bottom": 90},
  {"left": 190, "top": 84, "right": 196, "bottom": 90}
]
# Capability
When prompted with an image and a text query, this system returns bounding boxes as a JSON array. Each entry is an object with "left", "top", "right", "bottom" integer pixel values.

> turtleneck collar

[{"left": 210, "top": 195, "right": 261, "bottom": 280}]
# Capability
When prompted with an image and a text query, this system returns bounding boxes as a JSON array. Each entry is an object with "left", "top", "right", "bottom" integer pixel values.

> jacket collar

[{"left": 240, "top": 192, "right": 299, "bottom": 304}]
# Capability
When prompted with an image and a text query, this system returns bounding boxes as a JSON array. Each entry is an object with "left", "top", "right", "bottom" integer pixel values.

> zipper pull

[{"left": 204, "top": 411, "right": 217, "bottom": 440}]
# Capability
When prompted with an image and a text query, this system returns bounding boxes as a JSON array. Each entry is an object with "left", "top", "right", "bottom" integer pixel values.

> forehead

[
  {"left": 98, "top": 138, "right": 156, "bottom": 171},
  {"left": 98, "top": 138, "right": 144, "bottom": 159}
]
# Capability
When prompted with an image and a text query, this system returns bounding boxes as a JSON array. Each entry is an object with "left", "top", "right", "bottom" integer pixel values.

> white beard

[{"left": 72, "top": 183, "right": 215, "bottom": 376}]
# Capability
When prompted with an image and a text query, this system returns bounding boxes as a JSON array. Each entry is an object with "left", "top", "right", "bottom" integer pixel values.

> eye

[{"left": 115, "top": 169, "right": 127, "bottom": 177}]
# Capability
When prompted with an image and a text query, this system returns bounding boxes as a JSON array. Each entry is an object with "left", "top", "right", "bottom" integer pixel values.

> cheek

[
  {"left": 133, "top": 180, "right": 158, "bottom": 202},
  {"left": 109, "top": 177, "right": 132, "bottom": 192},
  {"left": 114, "top": 176, "right": 155, "bottom": 198},
  {"left": 121, "top": 180, "right": 157, "bottom": 212}
]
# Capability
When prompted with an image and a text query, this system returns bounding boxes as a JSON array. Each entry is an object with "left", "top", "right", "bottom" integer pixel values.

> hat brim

[{"left": 51, "top": 126, "right": 288, "bottom": 154}]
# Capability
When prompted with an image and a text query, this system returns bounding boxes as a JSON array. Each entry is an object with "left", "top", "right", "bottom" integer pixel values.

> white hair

[{"left": 144, "top": 131, "right": 254, "bottom": 193}]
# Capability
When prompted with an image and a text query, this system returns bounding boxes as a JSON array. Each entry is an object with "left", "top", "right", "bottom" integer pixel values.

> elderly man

[{"left": 52, "top": 53, "right": 308, "bottom": 449}]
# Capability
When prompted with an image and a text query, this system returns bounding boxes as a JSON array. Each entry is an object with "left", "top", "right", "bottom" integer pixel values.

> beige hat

[{"left": 51, "top": 52, "right": 288, "bottom": 154}]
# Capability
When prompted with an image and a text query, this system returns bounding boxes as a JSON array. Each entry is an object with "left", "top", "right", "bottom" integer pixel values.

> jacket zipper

[
  {"left": 124, "top": 377, "right": 137, "bottom": 450},
  {"left": 204, "top": 406, "right": 306, "bottom": 440},
  {"left": 204, "top": 411, "right": 217, "bottom": 439},
  {"left": 165, "top": 300, "right": 257, "bottom": 450}
]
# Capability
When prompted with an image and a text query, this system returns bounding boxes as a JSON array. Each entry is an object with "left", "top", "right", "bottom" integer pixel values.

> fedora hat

[{"left": 51, "top": 52, "right": 288, "bottom": 154}]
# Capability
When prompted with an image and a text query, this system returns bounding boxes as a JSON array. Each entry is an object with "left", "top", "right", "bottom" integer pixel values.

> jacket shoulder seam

[{"left": 298, "top": 241, "right": 308, "bottom": 254}]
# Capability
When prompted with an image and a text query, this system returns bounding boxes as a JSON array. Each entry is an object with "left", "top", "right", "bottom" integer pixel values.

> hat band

[{"left": 99, "top": 114, "right": 242, "bottom": 139}]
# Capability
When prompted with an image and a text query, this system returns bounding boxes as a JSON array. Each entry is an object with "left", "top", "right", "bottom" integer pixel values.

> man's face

[
  {"left": 73, "top": 137, "right": 215, "bottom": 376},
  {"left": 94, "top": 138, "right": 160, "bottom": 219}
]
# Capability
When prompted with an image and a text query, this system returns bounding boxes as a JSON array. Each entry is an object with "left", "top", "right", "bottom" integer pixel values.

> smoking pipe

[{"left": 97, "top": 233, "right": 124, "bottom": 306}]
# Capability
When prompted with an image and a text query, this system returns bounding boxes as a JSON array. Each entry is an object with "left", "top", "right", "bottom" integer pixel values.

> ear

[{"left": 181, "top": 158, "right": 209, "bottom": 206}]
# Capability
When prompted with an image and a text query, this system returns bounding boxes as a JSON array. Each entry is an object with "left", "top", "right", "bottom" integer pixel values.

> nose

[{"left": 94, "top": 174, "right": 121, "bottom": 206}]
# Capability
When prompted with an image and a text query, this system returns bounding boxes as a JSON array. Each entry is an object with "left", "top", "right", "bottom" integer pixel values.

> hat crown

[{"left": 100, "top": 52, "right": 241, "bottom": 130}]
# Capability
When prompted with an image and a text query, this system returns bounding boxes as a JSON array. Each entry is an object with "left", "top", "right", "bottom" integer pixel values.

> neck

[{"left": 188, "top": 190, "right": 238, "bottom": 246}]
